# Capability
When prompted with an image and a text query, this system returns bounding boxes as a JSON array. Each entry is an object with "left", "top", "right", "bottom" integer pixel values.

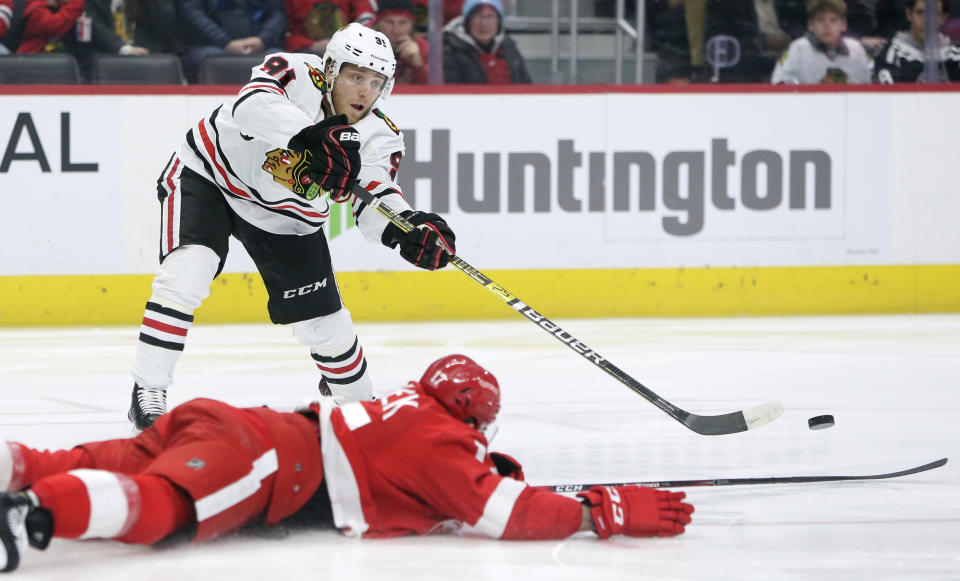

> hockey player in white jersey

[{"left": 128, "top": 23, "right": 456, "bottom": 429}]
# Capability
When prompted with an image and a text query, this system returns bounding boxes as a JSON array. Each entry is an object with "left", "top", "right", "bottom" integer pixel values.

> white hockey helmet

[{"left": 320, "top": 23, "right": 397, "bottom": 109}]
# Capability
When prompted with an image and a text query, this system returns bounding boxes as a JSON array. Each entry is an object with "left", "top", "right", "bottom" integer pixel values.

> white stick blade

[{"left": 743, "top": 400, "right": 784, "bottom": 430}]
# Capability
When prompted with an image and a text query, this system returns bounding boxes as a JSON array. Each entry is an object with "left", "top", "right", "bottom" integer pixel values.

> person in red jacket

[
  {"left": 0, "top": 354, "right": 693, "bottom": 573},
  {"left": 284, "top": 0, "right": 374, "bottom": 54},
  {"left": 442, "top": 0, "right": 532, "bottom": 84},
  {"left": 15, "top": 0, "right": 83, "bottom": 53},
  {"left": 374, "top": 0, "right": 428, "bottom": 84}
]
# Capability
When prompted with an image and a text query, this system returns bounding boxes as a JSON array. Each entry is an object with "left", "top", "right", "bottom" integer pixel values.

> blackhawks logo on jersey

[
  {"left": 305, "top": 63, "right": 328, "bottom": 92},
  {"left": 820, "top": 67, "right": 849, "bottom": 84},
  {"left": 262, "top": 148, "right": 322, "bottom": 200},
  {"left": 373, "top": 108, "right": 399, "bottom": 135}
]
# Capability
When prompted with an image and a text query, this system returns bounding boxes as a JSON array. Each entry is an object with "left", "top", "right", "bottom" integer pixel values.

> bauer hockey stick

[
  {"left": 346, "top": 183, "right": 783, "bottom": 436},
  {"left": 543, "top": 458, "right": 948, "bottom": 493}
]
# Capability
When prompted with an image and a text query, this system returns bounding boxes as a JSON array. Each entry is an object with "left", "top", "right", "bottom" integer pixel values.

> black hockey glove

[
  {"left": 490, "top": 452, "right": 525, "bottom": 481},
  {"left": 381, "top": 210, "right": 456, "bottom": 271},
  {"left": 288, "top": 114, "right": 361, "bottom": 202}
]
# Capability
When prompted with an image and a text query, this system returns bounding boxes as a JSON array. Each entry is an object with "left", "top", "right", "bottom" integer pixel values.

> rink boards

[{"left": 0, "top": 85, "right": 958, "bottom": 325}]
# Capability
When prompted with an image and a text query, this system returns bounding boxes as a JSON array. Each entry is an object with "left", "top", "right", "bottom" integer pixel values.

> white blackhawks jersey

[{"left": 175, "top": 52, "right": 412, "bottom": 241}]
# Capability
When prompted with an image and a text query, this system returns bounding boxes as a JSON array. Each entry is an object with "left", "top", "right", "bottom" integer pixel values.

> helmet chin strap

[
  {"left": 323, "top": 93, "right": 338, "bottom": 117},
  {"left": 322, "top": 63, "right": 341, "bottom": 116}
]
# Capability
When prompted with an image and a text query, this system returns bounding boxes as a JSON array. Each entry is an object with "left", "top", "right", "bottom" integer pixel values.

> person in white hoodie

[
  {"left": 442, "top": 0, "right": 532, "bottom": 84},
  {"left": 771, "top": 0, "right": 873, "bottom": 84}
]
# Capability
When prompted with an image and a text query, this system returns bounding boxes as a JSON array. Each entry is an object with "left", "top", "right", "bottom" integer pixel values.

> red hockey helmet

[{"left": 420, "top": 354, "right": 500, "bottom": 431}]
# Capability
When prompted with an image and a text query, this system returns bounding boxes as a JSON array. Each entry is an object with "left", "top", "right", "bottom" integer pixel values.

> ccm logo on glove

[{"left": 606, "top": 486, "right": 626, "bottom": 525}]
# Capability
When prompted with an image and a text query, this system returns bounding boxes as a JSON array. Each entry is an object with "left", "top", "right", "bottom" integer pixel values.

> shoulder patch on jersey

[
  {"left": 373, "top": 108, "right": 400, "bottom": 135},
  {"left": 305, "top": 63, "right": 328, "bottom": 92}
]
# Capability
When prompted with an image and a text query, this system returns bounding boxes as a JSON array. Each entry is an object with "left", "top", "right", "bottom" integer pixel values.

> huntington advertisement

[{"left": 1, "top": 89, "right": 954, "bottom": 277}]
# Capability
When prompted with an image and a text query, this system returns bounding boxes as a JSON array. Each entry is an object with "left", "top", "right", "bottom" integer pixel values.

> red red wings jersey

[
  {"left": 318, "top": 385, "right": 583, "bottom": 539},
  {"left": 176, "top": 51, "right": 412, "bottom": 239}
]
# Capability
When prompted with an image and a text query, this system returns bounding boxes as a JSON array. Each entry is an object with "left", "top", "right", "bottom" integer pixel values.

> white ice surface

[{"left": 0, "top": 314, "right": 957, "bottom": 580}]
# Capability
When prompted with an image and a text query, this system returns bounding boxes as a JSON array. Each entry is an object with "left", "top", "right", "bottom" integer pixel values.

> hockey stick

[
  {"left": 542, "top": 458, "right": 948, "bottom": 493},
  {"left": 346, "top": 183, "right": 783, "bottom": 436}
]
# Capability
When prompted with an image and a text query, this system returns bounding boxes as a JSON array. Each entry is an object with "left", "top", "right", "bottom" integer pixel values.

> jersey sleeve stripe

[
  {"left": 196, "top": 119, "right": 253, "bottom": 200},
  {"left": 199, "top": 110, "right": 329, "bottom": 223},
  {"left": 248, "top": 75, "right": 283, "bottom": 87},
  {"left": 241, "top": 83, "right": 286, "bottom": 96},
  {"left": 473, "top": 477, "right": 528, "bottom": 538},
  {"left": 352, "top": 181, "right": 403, "bottom": 220},
  {"left": 232, "top": 89, "right": 271, "bottom": 116},
  {"left": 194, "top": 116, "right": 329, "bottom": 223}
]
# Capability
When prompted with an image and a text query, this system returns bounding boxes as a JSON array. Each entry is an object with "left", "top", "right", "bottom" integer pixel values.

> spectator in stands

[
  {"left": 375, "top": 0, "right": 428, "bottom": 84},
  {"left": 410, "top": 0, "right": 462, "bottom": 32},
  {"left": 284, "top": 0, "right": 373, "bottom": 55},
  {"left": 847, "top": 0, "right": 907, "bottom": 48},
  {"left": 874, "top": 0, "right": 960, "bottom": 82},
  {"left": 754, "top": 0, "right": 798, "bottom": 54},
  {"left": 699, "top": 0, "right": 805, "bottom": 82},
  {"left": 771, "top": 0, "right": 873, "bottom": 83},
  {"left": 0, "top": 0, "right": 26, "bottom": 53},
  {"left": 128, "top": 0, "right": 180, "bottom": 53},
  {"left": 15, "top": 0, "right": 84, "bottom": 53},
  {"left": 64, "top": 0, "right": 181, "bottom": 79},
  {"left": 443, "top": 0, "right": 531, "bottom": 84},
  {"left": 0, "top": 0, "right": 12, "bottom": 53},
  {"left": 177, "top": 0, "right": 286, "bottom": 81},
  {"left": 945, "top": 0, "right": 960, "bottom": 41},
  {"left": 845, "top": 0, "right": 910, "bottom": 51}
]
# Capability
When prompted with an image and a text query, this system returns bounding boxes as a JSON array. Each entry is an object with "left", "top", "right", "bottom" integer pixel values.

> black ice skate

[
  {"left": 0, "top": 492, "right": 52, "bottom": 573},
  {"left": 128, "top": 384, "right": 167, "bottom": 430}
]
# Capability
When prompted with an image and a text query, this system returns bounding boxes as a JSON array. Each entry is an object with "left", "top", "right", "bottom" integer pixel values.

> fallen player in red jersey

[{"left": 0, "top": 354, "right": 693, "bottom": 573}]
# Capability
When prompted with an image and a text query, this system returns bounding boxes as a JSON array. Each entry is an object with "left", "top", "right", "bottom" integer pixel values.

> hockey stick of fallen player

[
  {"left": 542, "top": 457, "right": 948, "bottom": 493},
  {"left": 346, "top": 183, "right": 783, "bottom": 436}
]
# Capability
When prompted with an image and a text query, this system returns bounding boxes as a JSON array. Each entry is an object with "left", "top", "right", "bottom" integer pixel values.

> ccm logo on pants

[{"left": 283, "top": 279, "right": 327, "bottom": 299}]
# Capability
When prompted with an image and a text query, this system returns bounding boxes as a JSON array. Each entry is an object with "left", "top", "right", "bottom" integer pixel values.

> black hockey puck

[{"left": 808, "top": 415, "right": 835, "bottom": 430}]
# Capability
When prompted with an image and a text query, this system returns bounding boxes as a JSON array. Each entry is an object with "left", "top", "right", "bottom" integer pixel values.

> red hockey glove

[
  {"left": 577, "top": 485, "right": 693, "bottom": 539},
  {"left": 490, "top": 452, "right": 525, "bottom": 481},
  {"left": 288, "top": 114, "right": 361, "bottom": 202},
  {"left": 381, "top": 210, "right": 456, "bottom": 270}
]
